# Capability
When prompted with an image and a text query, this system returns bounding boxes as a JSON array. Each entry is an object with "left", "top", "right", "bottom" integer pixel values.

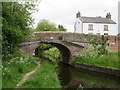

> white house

[
  {"left": 118, "top": 1, "right": 120, "bottom": 34},
  {"left": 74, "top": 11, "right": 116, "bottom": 35}
]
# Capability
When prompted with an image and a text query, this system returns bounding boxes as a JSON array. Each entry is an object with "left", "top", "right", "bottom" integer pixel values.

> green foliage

[
  {"left": 87, "top": 37, "right": 99, "bottom": 49},
  {"left": 75, "top": 46, "right": 108, "bottom": 59},
  {"left": 35, "top": 44, "right": 60, "bottom": 63},
  {"left": 98, "top": 46, "right": 108, "bottom": 55},
  {"left": 20, "top": 59, "right": 61, "bottom": 88},
  {"left": 35, "top": 44, "right": 53, "bottom": 57},
  {"left": 74, "top": 52, "right": 119, "bottom": 69},
  {"left": 2, "top": 54, "right": 38, "bottom": 88},
  {"left": 75, "top": 49, "right": 99, "bottom": 58},
  {"left": 39, "top": 44, "right": 53, "bottom": 50},
  {"left": 2, "top": 2, "right": 38, "bottom": 55},
  {"left": 86, "top": 36, "right": 108, "bottom": 57},
  {"left": 36, "top": 19, "right": 58, "bottom": 31},
  {"left": 58, "top": 25, "right": 67, "bottom": 31},
  {"left": 44, "top": 47, "right": 60, "bottom": 62},
  {"left": 58, "top": 36, "right": 63, "bottom": 40}
]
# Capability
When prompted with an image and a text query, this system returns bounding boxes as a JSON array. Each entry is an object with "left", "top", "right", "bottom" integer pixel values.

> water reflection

[
  {"left": 58, "top": 63, "right": 81, "bottom": 89},
  {"left": 57, "top": 62, "right": 120, "bottom": 89}
]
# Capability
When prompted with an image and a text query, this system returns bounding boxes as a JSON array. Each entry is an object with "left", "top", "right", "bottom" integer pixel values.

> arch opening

[{"left": 34, "top": 43, "right": 71, "bottom": 63}]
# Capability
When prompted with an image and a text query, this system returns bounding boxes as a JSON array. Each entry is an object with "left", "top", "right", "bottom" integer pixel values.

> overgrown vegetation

[
  {"left": 1, "top": 1, "right": 62, "bottom": 88},
  {"left": 73, "top": 36, "right": 119, "bottom": 69},
  {"left": 74, "top": 52, "right": 119, "bottom": 69},
  {"left": 19, "top": 58, "right": 61, "bottom": 88},
  {"left": 35, "top": 44, "right": 60, "bottom": 62},
  {"left": 2, "top": 53, "right": 39, "bottom": 88},
  {"left": 35, "top": 44, "right": 53, "bottom": 57},
  {"left": 2, "top": 2, "right": 38, "bottom": 56},
  {"left": 2, "top": 2, "right": 39, "bottom": 88},
  {"left": 44, "top": 47, "right": 60, "bottom": 62}
]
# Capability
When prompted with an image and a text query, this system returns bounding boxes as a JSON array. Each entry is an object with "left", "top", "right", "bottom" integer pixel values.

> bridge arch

[
  {"left": 34, "top": 42, "right": 72, "bottom": 63},
  {"left": 19, "top": 32, "right": 88, "bottom": 63}
]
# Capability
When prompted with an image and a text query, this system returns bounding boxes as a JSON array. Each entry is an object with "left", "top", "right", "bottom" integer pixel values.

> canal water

[{"left": 57, "top": 62, "right": 120, "bottom": 88}]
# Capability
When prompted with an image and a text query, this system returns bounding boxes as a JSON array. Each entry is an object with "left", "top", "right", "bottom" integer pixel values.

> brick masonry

[{"left": 20, "top": 32, "right": 120, "bottom": 63}]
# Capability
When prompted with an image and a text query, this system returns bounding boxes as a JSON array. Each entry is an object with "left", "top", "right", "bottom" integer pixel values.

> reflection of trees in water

[
  {"left": 57, "top": 63, "right": 120, "bottom": 89},
  {"left": 58, "top": 63, "right": 81, "bottom": 89},
  {"left": 58, "top": 63, "right": 71, "bottom": 87}
]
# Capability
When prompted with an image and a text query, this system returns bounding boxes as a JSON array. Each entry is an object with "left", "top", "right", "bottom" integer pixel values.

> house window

[
  {"left": 104, "top": 25, "right": 108, "bottom": 31},
  {"left": 88, "top": 33, "right": 93, "bottom": 35},
  {"left": 88, "top": 24, "right": 93, "bottom": 30},
  {"left": 97, "top": 33, "right": 100, "bottom": 35},
  {"left": 104, "top": 33, "right": 108, "bottom": 35}
]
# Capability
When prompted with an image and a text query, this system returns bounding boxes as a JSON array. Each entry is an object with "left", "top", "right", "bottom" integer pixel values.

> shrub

[
  {"left": 58, "top": 36, "right": 63, "bottom": 40},
  {"left": 98, "top": 46, "right": 108, "bottom": 56},
  {"left": 74, "top": 45, "right": 108, "bottom": 59}
]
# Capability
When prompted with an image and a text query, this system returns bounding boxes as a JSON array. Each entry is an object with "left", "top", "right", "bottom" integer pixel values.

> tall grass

[
  {"left": 20, "top": 59, "right": 61, "bottom": 88},
  {"left": 2, "top": 54, "right": 38, "bottom": 88},
  {"left": 74, "top": 52, "right": 119, "bottom": 69}
]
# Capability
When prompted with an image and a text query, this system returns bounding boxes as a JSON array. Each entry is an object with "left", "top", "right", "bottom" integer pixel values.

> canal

[{"left": 57, "top": 62, "right": 120, "bottom": 88}]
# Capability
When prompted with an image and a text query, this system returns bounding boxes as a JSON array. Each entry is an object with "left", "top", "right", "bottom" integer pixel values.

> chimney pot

[
  {"left": 106, "top": 12, "right": 111, "bottom": 19},
  {"left": 76, "top": 11, "right": 81, "bottom": 18}
]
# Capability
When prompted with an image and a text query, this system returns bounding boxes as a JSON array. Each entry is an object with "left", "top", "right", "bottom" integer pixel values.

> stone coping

[{"left": 69, "top": 62, "right": 120, "bottom": 77}]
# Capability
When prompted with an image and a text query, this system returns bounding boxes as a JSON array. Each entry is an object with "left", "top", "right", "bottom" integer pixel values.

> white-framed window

[
  {"left": 104, "top": 33, "right": 108, "bottom": 35},
  {"left": 88, "top": 33, "right": 93, "bottom": 35},
  {"left": 88, "top": 24, "right": 93, "bottom": 30},
  {"left": 104, "top": 25, "right": 109, "bottom": 31},
  {"left": 97, "top": 33, "right": 100, "bottom": 35}
]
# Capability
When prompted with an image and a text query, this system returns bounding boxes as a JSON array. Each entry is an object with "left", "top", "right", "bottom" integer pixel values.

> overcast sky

[{"left": 32, "top": 0, "right": 119, "bottom": 34}]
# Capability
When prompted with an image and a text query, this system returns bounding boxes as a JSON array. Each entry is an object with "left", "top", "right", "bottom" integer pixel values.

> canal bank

[
  {"left": 17, "top": 59, "right": 120, "bottom": 88},
  {"left": 58, "top": 62, "right": 120, "bottom": 88},
  {"left": 68, "top": 61, "right": 120, "bottom": 77}
]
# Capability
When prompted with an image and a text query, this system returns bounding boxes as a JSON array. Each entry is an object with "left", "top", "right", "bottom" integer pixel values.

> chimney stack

[
  {"left": 106, "top": 12, "right": 111, "bottom": 19},
  {"left": 76, "top": 11, "right": 81, "bottom": 18}
]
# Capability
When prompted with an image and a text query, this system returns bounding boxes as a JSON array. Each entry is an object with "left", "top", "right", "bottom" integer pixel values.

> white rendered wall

[
  {"left": 83, "top": 23, "right": 117, "bottom": 35},
  {"left": 74, "top": 18, "right": 82, "bottom": 33},
  {"left": 118, "top": 1, "right": 120, "bottom": 34}
]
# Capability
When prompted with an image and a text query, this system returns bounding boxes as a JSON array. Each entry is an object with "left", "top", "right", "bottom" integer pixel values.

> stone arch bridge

[{"left": 19, "top": 32, "right": 100, "bottom": 63}]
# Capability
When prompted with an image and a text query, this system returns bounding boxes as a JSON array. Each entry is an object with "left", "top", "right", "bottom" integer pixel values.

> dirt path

[{"left": 15, "top": 61, "right": 40, "bottom": 88}]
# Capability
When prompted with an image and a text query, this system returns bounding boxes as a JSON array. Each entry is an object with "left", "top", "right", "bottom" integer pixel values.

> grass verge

[
  {"left": 19, "top": 58, "right": 61, "bottom": 88},
  {"left": 74, "top": 52, "right": 119, "bottom": 69},
  {"left": 2, "top": 54, "right": 38, "bottom": 88}
]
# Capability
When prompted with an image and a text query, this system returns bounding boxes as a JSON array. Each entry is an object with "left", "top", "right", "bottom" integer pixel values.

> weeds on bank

[
  {"left": 20, "top": 59, "right": 61, "bottom": 88},
  {"left": 2, "top": 54, "right": 38, "bottom": 88},
  {"left": 74, "top": 49, "right": 119, "bottom": 69},
  {"left": 73, "top": 36, "right": 119, "bottom": 69}
]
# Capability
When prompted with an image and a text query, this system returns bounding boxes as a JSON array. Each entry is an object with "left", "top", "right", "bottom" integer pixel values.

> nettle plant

[{"left": 79, "top": 36, "right": 108, "bottom": 58}]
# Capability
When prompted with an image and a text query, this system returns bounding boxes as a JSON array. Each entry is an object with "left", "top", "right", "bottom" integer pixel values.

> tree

[
  {"left": 2, "top": 2, "right": 38, "bottom": 55},
  {"left": 35, "top": 19, "right": 58, "bottom": 31},
  {"left": 58, "top": 25, "right": 67, "bottom": 32}
]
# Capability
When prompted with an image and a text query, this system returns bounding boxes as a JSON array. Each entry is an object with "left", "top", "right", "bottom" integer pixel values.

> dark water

[{"left": 57, "top": 63, "right": 120, "bottom": 89}]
